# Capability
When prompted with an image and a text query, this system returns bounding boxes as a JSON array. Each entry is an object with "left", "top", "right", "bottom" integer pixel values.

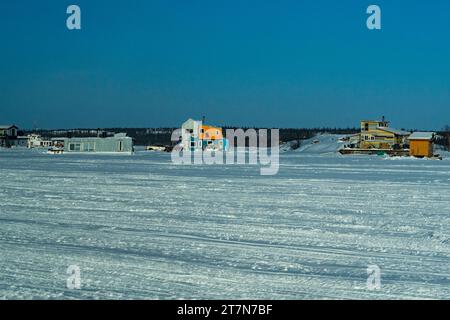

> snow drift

[{"left": 282, "top": 133, "right": 346, "bottom": 154}]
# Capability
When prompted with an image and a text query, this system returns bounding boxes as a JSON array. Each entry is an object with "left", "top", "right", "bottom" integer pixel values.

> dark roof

[{"left": 0, "top": 125, "right": 18, "bottom": 130}]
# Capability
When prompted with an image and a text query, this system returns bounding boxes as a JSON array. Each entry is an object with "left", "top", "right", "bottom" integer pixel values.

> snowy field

[{"left": 1, "top": 142, "right": 450, "bottom": 300}]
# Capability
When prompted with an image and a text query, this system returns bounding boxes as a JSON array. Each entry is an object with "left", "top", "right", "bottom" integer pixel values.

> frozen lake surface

[{"left": 1, "top": 147, "right": 450, "bottom": 299}]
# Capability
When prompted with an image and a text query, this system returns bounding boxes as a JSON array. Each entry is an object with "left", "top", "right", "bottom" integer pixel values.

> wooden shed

[{"left": 408, "top": 132, "right": 435, "bottom": 158}]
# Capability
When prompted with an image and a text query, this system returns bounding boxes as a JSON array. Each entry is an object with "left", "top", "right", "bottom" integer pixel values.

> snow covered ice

[{"left": 1, "top": 141, "right": 450, "bottom": 299}]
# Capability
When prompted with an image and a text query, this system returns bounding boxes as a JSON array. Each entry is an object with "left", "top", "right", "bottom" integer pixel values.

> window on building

[
  {"left": 69, "top": 143, "right": 81, "bottom": 151},
  {"left": 84, "top": 142, "right": 95, "bottom": 152},
  {"left": 119, "top": 141, "right": 123, "bottom": 151}
]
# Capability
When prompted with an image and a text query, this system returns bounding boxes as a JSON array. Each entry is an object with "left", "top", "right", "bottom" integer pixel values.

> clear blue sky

[{"left": 1, "top": 0, "right": 449, "bottom": 130}]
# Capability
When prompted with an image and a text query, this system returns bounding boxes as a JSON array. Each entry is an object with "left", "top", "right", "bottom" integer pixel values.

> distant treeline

[
  {"left": 25, "top": 127, "right": 359, "bottom": 146},
  {"left": 24, "top": 126, "right": 450, "bottom": 149}
]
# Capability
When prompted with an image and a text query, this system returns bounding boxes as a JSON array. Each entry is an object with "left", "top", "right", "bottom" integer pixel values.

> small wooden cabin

[{"left": 408, "top": 132, "right": 435, "bottom": 158}]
